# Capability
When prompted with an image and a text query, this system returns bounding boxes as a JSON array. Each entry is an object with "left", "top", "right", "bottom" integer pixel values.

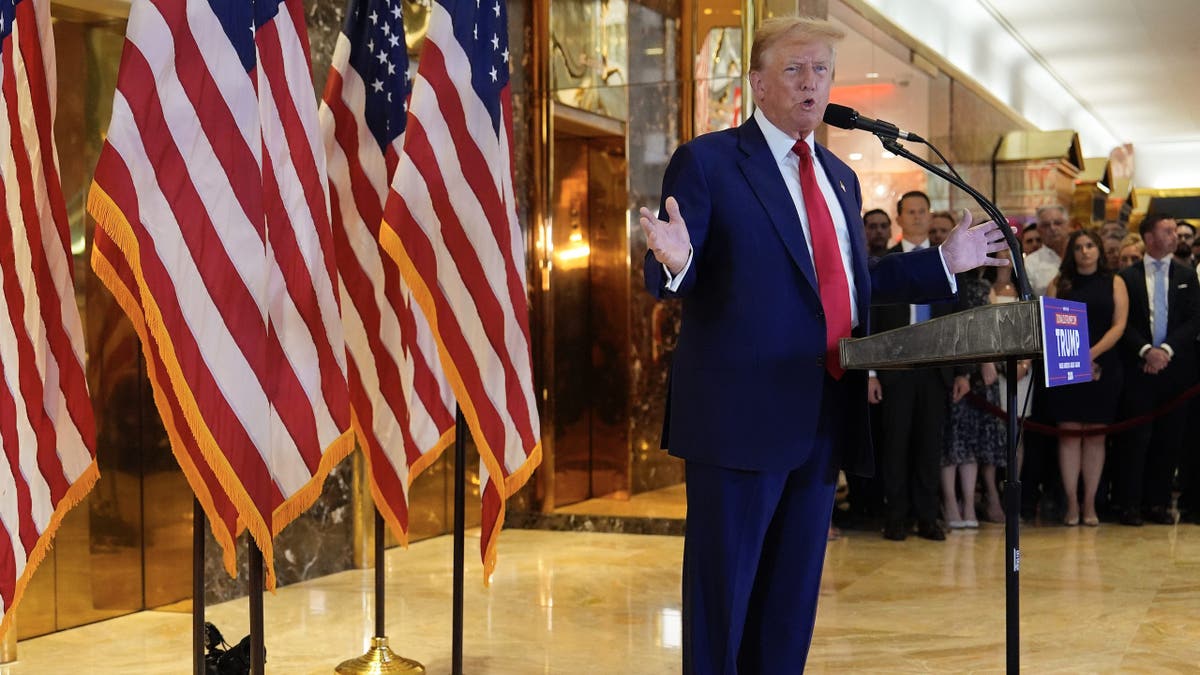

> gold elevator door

[
  {"left": 17, "top": 7, "right": 194, "bottom": 639},
  {"left": 549, "top": 126, "right": 631, "bottom": 508}
]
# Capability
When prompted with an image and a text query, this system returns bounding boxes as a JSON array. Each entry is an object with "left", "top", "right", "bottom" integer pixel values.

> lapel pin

[{"left": 838, "top": 180, "right": 846, "bottom": 193}]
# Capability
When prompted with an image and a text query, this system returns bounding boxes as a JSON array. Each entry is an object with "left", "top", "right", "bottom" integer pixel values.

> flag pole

[
  {"left": 452, "top": 407, "right": 467, "bottom": 675},
  {"left": 335, "top": 509, "right": 425, "bottom": 673},
  {"left": 194, "top": 499, "right": 205, "bottom": 675},
  {"left": 249, "top": 540, "right": 265, "bottom": 675}
]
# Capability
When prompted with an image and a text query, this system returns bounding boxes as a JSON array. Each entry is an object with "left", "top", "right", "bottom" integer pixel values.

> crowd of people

[{"left": 835, "top": 196, "right": 1200, "bottom": 540}]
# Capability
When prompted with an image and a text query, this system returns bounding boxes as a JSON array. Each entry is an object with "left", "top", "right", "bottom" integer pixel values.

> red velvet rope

[{"left": 964, "top": 381, "right": 1200, "bottom": 438}]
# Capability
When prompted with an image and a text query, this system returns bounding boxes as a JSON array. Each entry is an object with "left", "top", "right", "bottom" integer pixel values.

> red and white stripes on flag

[
  {"left": 0, "top": 0, "right": 98, "bottom": 637},
  {"left": 379, "top": 0, "right": 540, "bottom": 582},
  {"left": 320, "top": 0, "right": 455, "bottom": 545},
  {"left": 87, "top": 0, "right": 353, "bottom": 588}
]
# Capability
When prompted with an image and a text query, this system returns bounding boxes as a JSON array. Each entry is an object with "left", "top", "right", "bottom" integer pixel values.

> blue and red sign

[{"left": 1041, "top": 297, "right": 1092, "bottom": 387}]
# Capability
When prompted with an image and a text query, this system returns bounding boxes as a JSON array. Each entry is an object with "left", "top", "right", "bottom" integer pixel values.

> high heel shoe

[
  {"left": 1082, "top": 516, "right": 1099, "bottom": 527},
  {"left": 1063, "top": 515, "right": 1080, "bottom": 526}
]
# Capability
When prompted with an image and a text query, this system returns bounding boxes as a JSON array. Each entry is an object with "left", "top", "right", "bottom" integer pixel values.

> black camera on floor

[{"left": 204, "top": 622, "right": 261, "bottom": 674}]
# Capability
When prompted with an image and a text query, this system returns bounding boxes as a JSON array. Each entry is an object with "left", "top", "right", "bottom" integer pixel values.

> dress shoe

[
  {"left": 1119, "top": 510, "right": 1143, "bottom": 527},
  {"left": 916, "top": 521, "right": 945, "bottom": 541},
  {"left": 882, "top": 521, "right": 907, "bottom": 541},
  {"left": 1144, "top": 507, "right": 1176, "bottom": 525}
]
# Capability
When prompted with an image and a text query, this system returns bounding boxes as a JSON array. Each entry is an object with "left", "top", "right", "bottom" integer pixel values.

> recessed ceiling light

[
  {"left": 849, "top": 152, "right": 864, "bottom": 161},
  {"left": 866, "top": 72, "right": 880, "bottom": 79}
]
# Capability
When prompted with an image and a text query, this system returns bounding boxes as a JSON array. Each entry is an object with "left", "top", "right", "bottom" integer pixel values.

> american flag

[
  {"left": 0, "top": 0, "right": 98, "bottom": 636},
  {"left": 379, "top": 0, "right": 540, "bottom": 581},
  {"left": 87, "top": 0, "right": 353, "bottom": 588},
  {"left": 320, "top": 0, "right": 455, "bottom": 544}
]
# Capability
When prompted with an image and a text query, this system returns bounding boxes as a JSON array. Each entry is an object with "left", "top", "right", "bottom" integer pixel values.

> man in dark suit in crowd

[
  {"left": 870, "top": 191, "right": 953, "bottom": 541},
  {"left": 841, "top": 208, "right": 894, "bottom": 526},
  {"left": 1116, "top": 213, "right": 1200, "bottom": 526},
  {"left": 639, "top": 16, "right": 1007, "bottom": 673}
]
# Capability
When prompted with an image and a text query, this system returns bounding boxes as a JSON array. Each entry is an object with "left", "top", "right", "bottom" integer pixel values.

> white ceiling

[
  {"left": 981, "top": 0, "right": 1200, "bottom": 146},
  {"left": 857, "top": 0, "right": 1200, "bottom": 189}
]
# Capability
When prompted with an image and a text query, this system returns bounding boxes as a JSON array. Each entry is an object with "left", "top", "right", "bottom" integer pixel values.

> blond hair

[
  {"left": 1120, "top": 232, "right": 1144, "bottom": 250},
  {"left": 750, "top": 17, "right": 845, "bottom": 72}
]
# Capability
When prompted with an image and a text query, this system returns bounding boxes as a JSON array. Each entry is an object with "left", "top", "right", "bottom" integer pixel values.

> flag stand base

[{"left": 335, "top": 637, "right": 424, "bottom": 674}]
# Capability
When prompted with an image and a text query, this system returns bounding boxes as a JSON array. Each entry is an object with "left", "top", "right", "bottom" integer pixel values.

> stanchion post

[
  {"left": 334, "top": 509, "right": 425, "bottom": 673},
  {"left": 376, "top": 511, "right": 386, "bottom": 636},
  {"left": 194, "top": 499, "right": 205, "bottom": 675},
  {"left": 452, "top": 407, "right": 466, "bottom": 675},
  {"left": 1004, "top": 356, "right": 1021, "bottom": 674},
  {"left": 249, "top": 540, "right": 265, "bottom": 675}
]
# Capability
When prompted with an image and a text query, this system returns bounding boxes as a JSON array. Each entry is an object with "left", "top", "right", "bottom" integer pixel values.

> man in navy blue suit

[{"left": 638, "top": 16, "right": 1008, "bottom": 673}]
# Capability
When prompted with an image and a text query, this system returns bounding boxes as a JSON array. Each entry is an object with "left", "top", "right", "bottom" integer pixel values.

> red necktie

[{"left": 794, "top": 141, "right": 851, "bottom": 380}]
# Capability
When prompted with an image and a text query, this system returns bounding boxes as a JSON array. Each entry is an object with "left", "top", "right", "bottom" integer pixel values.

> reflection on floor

[
  {"left": 10, "top": 523, "right": 1200, "bottom": 673},
  {"left": 556, "top": 483, "right": 686, "bottom": 519}
]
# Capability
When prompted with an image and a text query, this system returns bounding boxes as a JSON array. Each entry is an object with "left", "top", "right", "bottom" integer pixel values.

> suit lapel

[
  {"left": 1127, "top": 262, "right": 1149, "bottom": 329},
  {"left": 736, "top": 119, "right": 819, "bottom": 294},
  {"left": 1168, "top": 261, "right": 1191, "bottom": 328}
]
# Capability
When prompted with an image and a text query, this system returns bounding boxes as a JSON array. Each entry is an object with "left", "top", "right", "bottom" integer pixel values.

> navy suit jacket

[
  {"left": 1118, "top": 259, "right": 1200, "bottom": 388},
  {"left": 644, "top": 117, "right": 953, "bottom": 476}
]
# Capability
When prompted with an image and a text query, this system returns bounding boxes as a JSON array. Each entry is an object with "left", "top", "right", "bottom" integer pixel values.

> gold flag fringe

[{"left": 0, "top": 460, "right": 99, "bottom": 641}]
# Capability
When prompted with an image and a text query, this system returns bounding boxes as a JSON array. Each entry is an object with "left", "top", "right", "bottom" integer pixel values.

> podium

[
  {"left": 841, "top": 299, "right": 1043, "bottom": 370},
  {"left": 841, "top": 299, "right": 1043, "bottom": 674}
]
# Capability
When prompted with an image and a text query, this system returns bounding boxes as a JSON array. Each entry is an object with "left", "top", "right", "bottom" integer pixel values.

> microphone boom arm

[{"left": 879, "top": 135, "right": 1034, "bottom": 300}]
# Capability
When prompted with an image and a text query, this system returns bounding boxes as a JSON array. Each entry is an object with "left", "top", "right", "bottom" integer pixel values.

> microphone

[{"left": 823, "top": 103, "right": 925, "bottom": 143}]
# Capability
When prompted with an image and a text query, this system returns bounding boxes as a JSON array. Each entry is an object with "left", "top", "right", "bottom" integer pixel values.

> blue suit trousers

[{"left": 682, "top": 376, "right": 847, "bottom": 674}]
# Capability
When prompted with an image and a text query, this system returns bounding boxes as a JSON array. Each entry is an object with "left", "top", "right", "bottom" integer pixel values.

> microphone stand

[
  {"left": 878, "top": 133, "right": 1029, "bottom": 675},
  {"left": 878, "top": 136, "right": 1033, "bottom": 301}
]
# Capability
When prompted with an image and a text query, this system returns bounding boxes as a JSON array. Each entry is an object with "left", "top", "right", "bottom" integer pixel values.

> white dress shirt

[{"left": 1023, "top": 245, "right": 1062, "bottom": 297}]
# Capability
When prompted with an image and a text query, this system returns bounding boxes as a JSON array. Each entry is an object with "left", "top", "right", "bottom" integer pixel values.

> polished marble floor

[{"left": 7, "top": 521, "right": 1200, "bottom": 673}]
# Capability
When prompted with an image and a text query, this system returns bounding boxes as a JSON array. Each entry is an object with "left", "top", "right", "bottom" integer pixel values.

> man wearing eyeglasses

[{"left": 1024, "top": 204, "right": 1070, "bottom": 296}]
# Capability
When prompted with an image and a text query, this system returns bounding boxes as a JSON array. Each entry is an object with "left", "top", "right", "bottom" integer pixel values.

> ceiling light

[
  {"left": 865, "top": 72, "right": 879, "bottom": 79},
  {"left": 848, "top": 152, "right": 864, "bottom": 161}
]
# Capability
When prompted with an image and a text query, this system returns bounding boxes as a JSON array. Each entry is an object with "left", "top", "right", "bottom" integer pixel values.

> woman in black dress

[{"left": 1045, "top": 230, "right": 1129, "bottom": 526}]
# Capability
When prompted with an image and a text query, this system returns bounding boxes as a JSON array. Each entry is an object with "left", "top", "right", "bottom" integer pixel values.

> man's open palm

[{"left": 640, "top": 196, "right": 691, "bottom": 275}]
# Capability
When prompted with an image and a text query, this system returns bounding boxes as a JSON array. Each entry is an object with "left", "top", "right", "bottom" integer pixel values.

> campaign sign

[{"left": 1040, "top": 297, "right": 1092, "bottom": 387}]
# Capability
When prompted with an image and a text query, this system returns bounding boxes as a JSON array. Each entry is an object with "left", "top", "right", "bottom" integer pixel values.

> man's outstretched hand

[
  {"left": 940, "top": 210, "right": 1012, "bottom": 274},
  {"left": 639, "top": 197, "right": 691, "bottom": 276}
]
